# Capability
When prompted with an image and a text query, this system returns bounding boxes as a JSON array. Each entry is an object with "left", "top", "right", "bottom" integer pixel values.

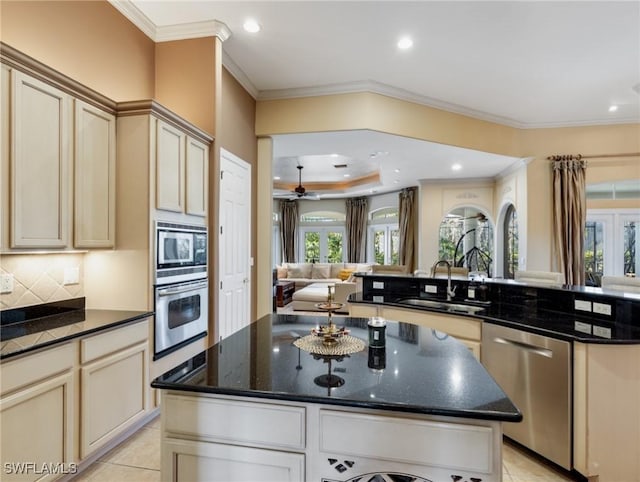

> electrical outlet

[
  {"left": 574, "top": 300, "right": 592, "bottom": 312},
  {"left": 1, "top": 274, "right": 14, "bottom": 294},
  {"left": 372, "top": 295, "right": 384, "bottom": 303},
  {"left": 372, "top": 281, "right": 385, "bottom": 289},
  {"left": 574, "top": 321, "right": 592, "bottom": 334},
  {"left": 467, "top": 288, "right": 476, "bottom": 299},
  {"left": 424, "top": 285, "right": 438, "bottom": 294},
  {"left": 593, "top": 326, "right": 612, "bottom": 339},
  {"left": 64, "top": 267, "right": 80, "bottom": 285},
  {"left": 593, "top": 302, "right": 612, "bottom": 316}
]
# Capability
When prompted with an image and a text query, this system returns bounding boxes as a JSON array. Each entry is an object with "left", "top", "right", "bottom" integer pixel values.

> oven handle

[{"left": 157, "top": 281, "right": 208, "bottom": 297}]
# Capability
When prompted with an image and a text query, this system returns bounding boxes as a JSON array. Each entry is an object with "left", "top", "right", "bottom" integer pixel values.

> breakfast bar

[{"left": 152, "top": 313, "right": 521, "bottom": 482}]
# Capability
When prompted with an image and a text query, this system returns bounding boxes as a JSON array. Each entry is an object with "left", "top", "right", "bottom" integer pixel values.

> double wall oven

[{"left": 154, "top": 221, "right": 208, "bottom": 360}]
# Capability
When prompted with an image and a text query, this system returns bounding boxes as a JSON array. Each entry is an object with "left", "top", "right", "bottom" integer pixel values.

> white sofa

[
  {"left": 276, "top": 262, "right": 372, "bottom": 290},
  {"left": 601, "top": 275, "right": 640, "bottom": 293},
  {"left": 291, "top": 282, "right": 357, "bottom": 313}
]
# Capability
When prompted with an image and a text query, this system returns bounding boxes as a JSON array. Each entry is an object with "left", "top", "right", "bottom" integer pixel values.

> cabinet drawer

[
  {"left": 319, "top": 410, "right": 494, "bottom": 473},
  {"left": 81, "top": 320, "right": 148, "bottom": 363},
  {"left": 164, "top": 393, "right": 306, "bottom": 450},
  {"left": 1, "top": 342, "right": 75, "bottom": 395},
  {"left": 381, "top": 307, "right": 481, "bottom": 341}
]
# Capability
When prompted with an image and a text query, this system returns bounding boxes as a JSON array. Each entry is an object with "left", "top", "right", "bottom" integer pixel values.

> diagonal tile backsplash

[{"left": 0, "top": 253, "right": 84, "bottom": 310}]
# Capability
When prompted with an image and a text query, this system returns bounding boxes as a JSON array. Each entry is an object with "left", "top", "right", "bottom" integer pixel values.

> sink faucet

[{"left": 430, "top": 260, "right": 456, "bottom": 301}]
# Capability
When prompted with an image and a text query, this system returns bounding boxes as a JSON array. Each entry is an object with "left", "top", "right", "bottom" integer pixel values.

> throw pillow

[
  {"left": 276, "top": 265, "right": 288, "bottom": 279},
  {"left": 338, "top": 268, "right": 355, "bottom": 280},
  {"left": 311, "top": 264, "right": 331, "bottom": 279},
  {"left": 286, "top": 263, "right": 312, "bottom": 278}
]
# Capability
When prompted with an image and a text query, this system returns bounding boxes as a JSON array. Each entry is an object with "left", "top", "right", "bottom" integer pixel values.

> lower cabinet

[
  {"left": 162, "top": 439, "right": 305, "bottom": 482},
  {"left": 0, "top": 343, "right": 76, "bottom": 482},
  {"left": 160, "top": 391, "right": 503, "bottom": 482},
  {"left": 0, "top": 319, "right": 152, "bottom": 480}
]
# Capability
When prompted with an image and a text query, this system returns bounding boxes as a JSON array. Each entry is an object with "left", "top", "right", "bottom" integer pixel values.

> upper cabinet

[
  {"left": 10, "top": 71, "right": 71, "bottom": 248},
  {"left": 155, "top": 118, "right": 209, "bottom": 217},
  {"left": 74, "top": 100, "right": 116, "bottom": 248},
  {"left": 1, "top": 44, "right": 118, "bottom": 251}
]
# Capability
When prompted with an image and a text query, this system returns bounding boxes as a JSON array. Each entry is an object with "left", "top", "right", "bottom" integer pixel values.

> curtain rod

[{"left": 547, "top": 152, "right": 640, "bottom": 161}]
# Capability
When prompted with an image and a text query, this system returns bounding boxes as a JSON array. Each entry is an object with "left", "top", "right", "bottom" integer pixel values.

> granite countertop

[
  {"left": 1, "top": 298, "right": 152, "bottom": 360},
  {"left": 151, "top": 313, "right": 522, "bottom": 422},
  {"left": 349, "top": 293, "right": 640, "bottom": 344}
]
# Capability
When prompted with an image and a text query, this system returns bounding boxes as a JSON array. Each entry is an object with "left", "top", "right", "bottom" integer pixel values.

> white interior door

[{"left": 218, "top": 149, "right": 251, "bottom": 340}]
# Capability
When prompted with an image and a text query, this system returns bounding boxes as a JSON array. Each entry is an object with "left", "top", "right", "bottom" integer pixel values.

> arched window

[{"left": 503, "top": 204, "right": 518, "bottom": 279}]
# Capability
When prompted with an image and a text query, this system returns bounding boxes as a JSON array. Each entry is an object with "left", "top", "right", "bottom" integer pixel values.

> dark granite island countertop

[
  {"left": 153, "top": 313, "right": 521, "bottom": 422},
  {"left": 152, "top": 314, "right": 521, "bottom": 482}
]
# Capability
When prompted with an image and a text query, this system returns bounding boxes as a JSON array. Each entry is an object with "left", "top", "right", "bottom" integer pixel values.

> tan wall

[
  {"left": 0, "top": 0, "right": 155, "bottom": 101},
  {"left": 219, "top": 67, "right": 258, "bottom": 319},
  {"left": 155, "top": 38, "right": 217, "bottom": 136}
]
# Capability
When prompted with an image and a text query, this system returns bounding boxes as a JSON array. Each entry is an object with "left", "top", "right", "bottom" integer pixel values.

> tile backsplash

[{"left": 0, "top": 253, "right": 84, "bottom": 310}]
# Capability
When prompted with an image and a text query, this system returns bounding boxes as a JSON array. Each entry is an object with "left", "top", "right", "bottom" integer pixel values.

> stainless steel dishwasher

[{"left": 481, "top": 323, "right": 572, "bottom": 470}]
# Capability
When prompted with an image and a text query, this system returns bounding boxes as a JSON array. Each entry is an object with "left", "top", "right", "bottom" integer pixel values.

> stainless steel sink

[{"left": 397, "top": 298, "right": 486, "bottom": 315}]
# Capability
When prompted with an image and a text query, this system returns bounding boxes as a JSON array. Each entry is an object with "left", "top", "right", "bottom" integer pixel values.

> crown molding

[
  {"left": 108, "top": 0, "right": 231, "bottom": 42},
  {"left": 222, "top": 49, "right": 258, "bottom": 99}
]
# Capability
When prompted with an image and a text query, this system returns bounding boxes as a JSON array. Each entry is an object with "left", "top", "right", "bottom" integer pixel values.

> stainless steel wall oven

[{"left": 154, "top": 221, "right": 208, "bottom": 360}]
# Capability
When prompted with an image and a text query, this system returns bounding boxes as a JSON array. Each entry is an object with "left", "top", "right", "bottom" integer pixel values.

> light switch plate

[
  {"left": 372, "top": 281, "right": 384, "bottom": 290},
  {"left": 425, "top": 285, "right": 438, "bottom": 294}
]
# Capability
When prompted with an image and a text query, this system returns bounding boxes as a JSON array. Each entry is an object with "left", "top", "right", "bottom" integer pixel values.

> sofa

[
  {"left": 291, "top": 281, "right": 357, "bottom": 313},
  {"left": 276, "top": 262, "right": 372, "bottom": 290}
]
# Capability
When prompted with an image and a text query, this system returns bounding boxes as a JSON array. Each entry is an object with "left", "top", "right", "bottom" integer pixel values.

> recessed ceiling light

[
  {"left": 608, "top": 105, "right": 618, "bottom": 112},
  {"left": 451, "top": 163, "right": 462, "bottom": 171},
  {"left": 273, "top": 176, "right": 280, "bottom": 180},
  {"left": 394, "top": 169, "right": 400, "bottom": 173},
  {"left": 243, "top": 19, "right": 261, "bottom": 33},
  {"left": 343, "top": 174, "right": 351, "bottom": 178},
  {"left": 394, "top": 180, "right": 399, "bottom": 184},
  {"left": 330, "top": 153, "right": 339, "bottom": 157},
  {"left": 397, "top": 36, "right": 413, "bottom": 50}
]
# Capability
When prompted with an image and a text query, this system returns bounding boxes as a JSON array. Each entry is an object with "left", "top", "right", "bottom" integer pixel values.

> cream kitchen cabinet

[
  {"left": 10, "top": 70, "right": 71, "bottom": 248},
  {"left": 155, "top": 118, "right": 209, "bottom": 217},
  {"left": 350, "top": 303, "right": 482, "bottom": 359},
  {"left": 573, "top": 342, "right": 640, "bottom": 482},
  {"left": 0, "top": 343, "right": 76, "bottom": 482},
  {"left": 79, "top": 320, "right": 150, "bottom": 459},
  {"left": 1, "top": 51, "right": 117, "bottom": 251},
  {"left": 74, "top": 100, "right": 116, "bottom": 248}
]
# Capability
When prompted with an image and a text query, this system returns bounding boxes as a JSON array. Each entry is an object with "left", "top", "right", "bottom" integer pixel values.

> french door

[{"left": 299, "top": 227, "right": 344, "bottom": 263}]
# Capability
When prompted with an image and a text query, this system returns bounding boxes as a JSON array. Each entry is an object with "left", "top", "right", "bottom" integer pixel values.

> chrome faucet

[{"left": 430, "top": 259, "right": 456, "bottom": 301}]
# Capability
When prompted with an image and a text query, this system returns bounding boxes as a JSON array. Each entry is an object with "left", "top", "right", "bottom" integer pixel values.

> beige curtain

[
  {"left": 399, "top": 187, "right": 418, "bottom": 272},
  {"left": 280, "top": 200, "right": 298, "bottom": 263},
  {"left": 553, "top": 159, "right": 587, "bottom": 285},
  {"left": 346, "top": 197, "right": 368, "bottom": 262}
]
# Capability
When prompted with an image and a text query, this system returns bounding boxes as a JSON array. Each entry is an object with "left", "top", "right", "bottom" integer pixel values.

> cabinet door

[
  {"left": 0, "top": 371, "right": 75, "bottom": 482},
  {"left": 74, "top": 100, "right": 116, "bottom": 248},
  {"left": 80, "top": 341, "right": 149, "bottom": 458},
  {"left": 185, "top": 136, "right": 208, "bottom": 217},
  {"left": 162, "top": 438, "right": 305, "bottom": 482},
  {"left": 11, "top": 71, "right": 70, "bottom": 248},
  {"left": 156, "top": 120, "right": 185, "bottom": 213}
]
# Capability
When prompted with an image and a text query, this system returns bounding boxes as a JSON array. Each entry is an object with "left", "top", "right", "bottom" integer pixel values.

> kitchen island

[{"left": 152, "top": 313, "right": 521, "bottom": 482}]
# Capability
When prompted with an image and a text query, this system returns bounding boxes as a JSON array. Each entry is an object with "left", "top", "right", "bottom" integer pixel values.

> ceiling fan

[{"left": 274, "top": 164, "right": 320, "bottom": 200}]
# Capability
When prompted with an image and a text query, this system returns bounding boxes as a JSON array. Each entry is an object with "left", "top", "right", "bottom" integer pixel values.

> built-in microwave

[{"left": 155, "top": 221, "right": 207, "bottom": 284}]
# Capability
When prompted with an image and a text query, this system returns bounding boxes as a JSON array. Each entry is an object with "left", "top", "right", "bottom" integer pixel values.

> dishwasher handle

[{"left": 492, "top": 336, "right": 553, "bottom": 358}]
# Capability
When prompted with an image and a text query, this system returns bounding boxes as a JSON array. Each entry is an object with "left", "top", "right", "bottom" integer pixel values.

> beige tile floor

[{"left": 72, "top": 414, "right": 575, "bottom": 481}]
